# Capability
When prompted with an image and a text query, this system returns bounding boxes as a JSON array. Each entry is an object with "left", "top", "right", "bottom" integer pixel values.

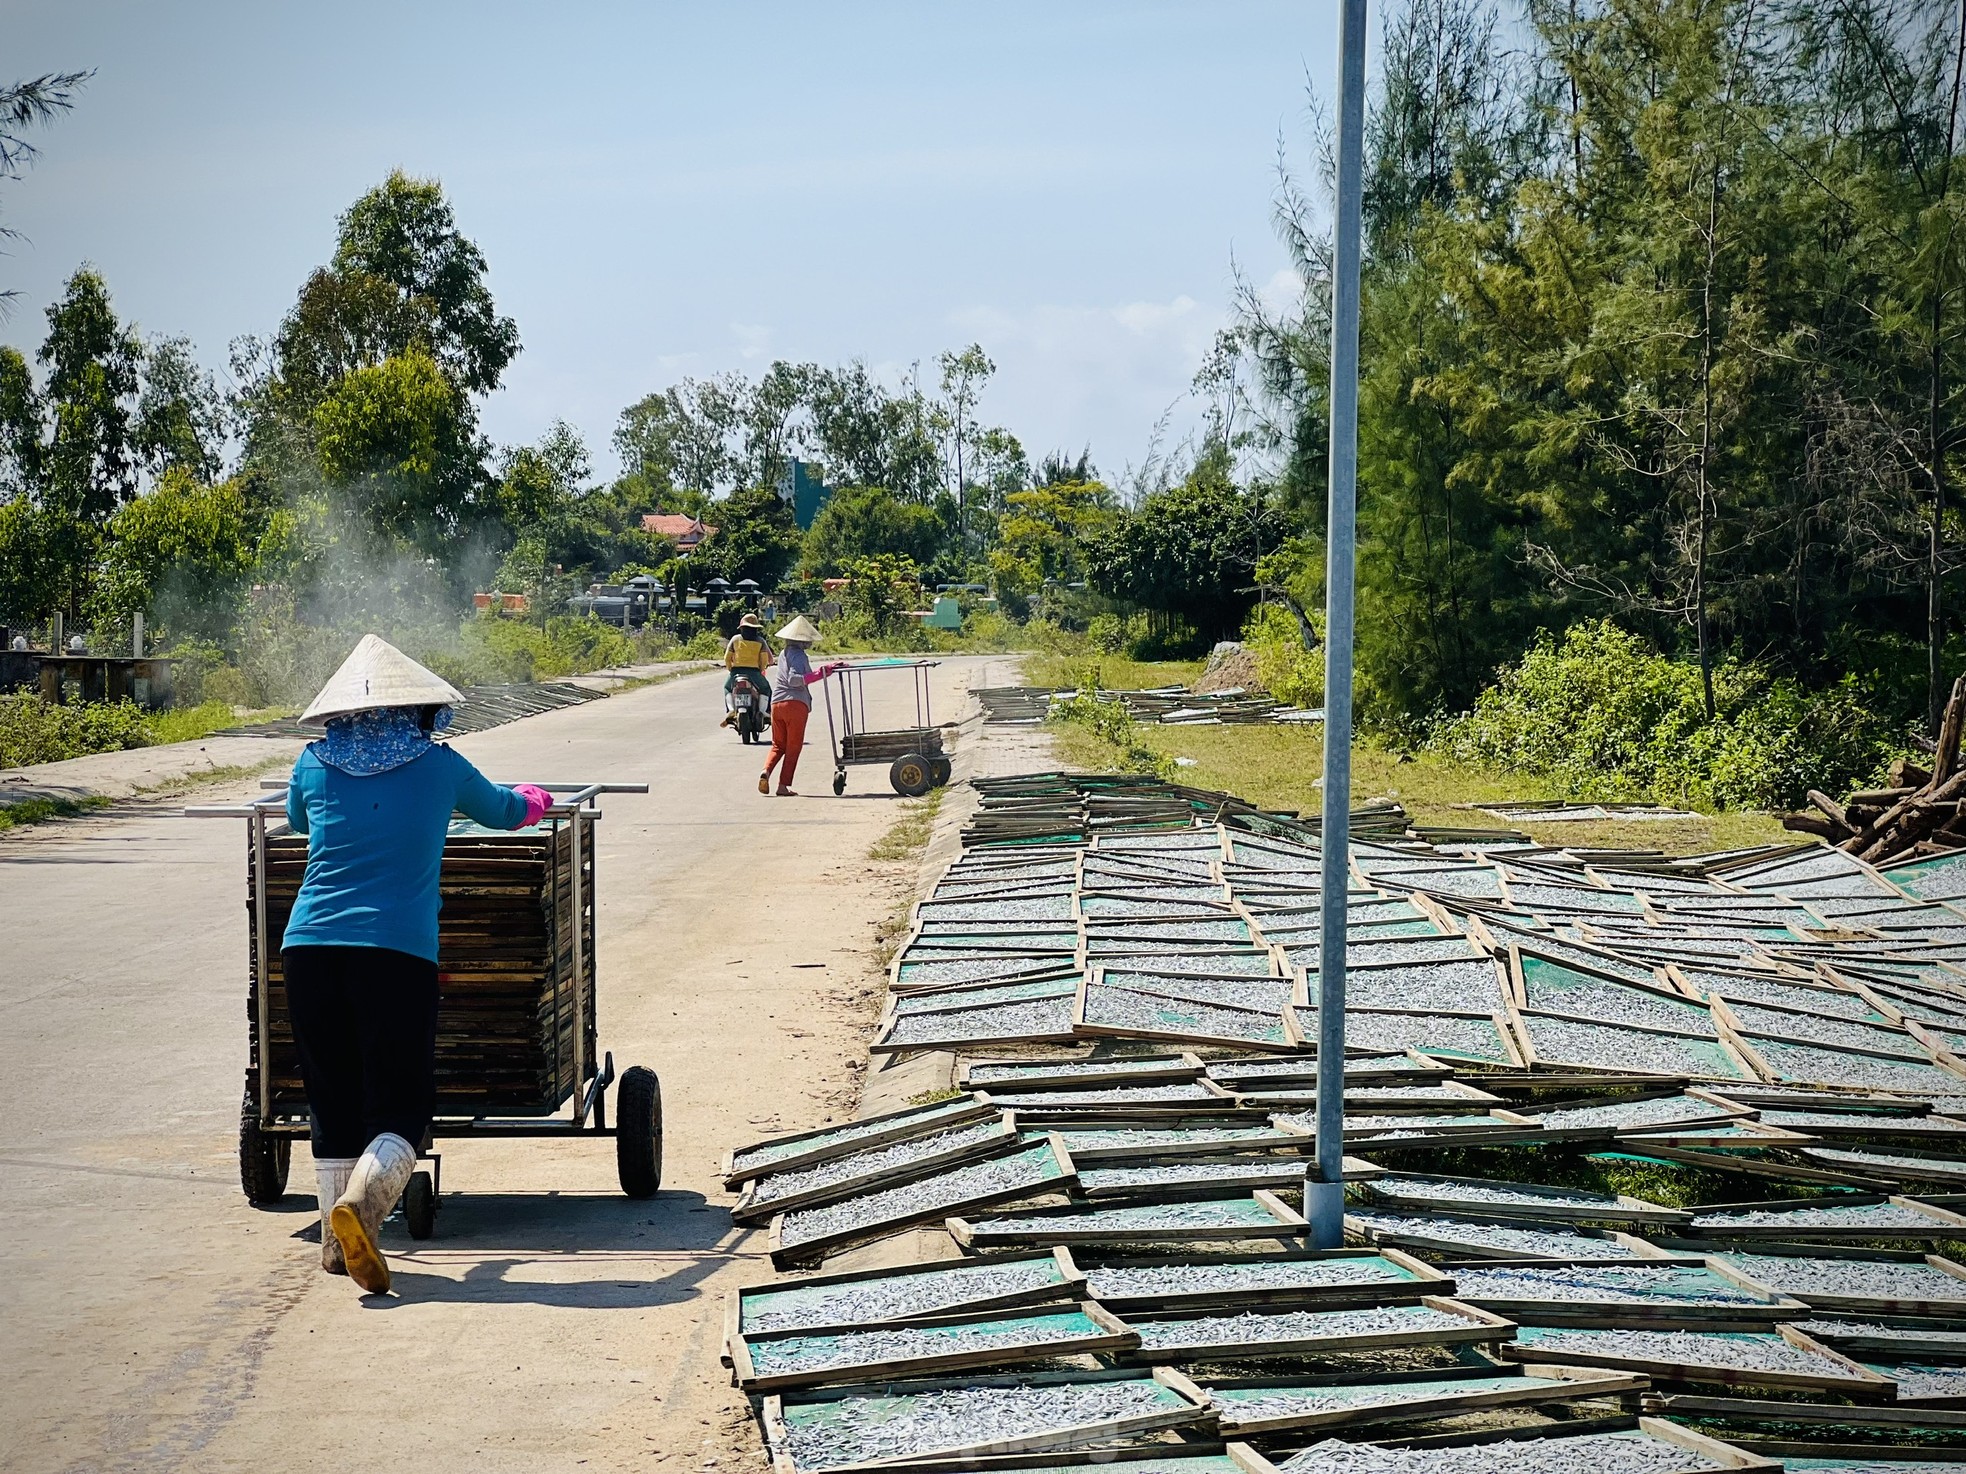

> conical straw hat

[
  {"left": 300, "top": 634, "right": 464, "bottom": 725},
  {"left": 776, "top": 615, "right": 822, "bottom": 642}
]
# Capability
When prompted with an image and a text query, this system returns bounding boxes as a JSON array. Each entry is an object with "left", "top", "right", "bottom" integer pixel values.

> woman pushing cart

[
  {"left": 759, "top": 615, "right": 845, "bottom": 796},
  {"left": 282, "top": 635, "right": 555, "bottom": 1294}
]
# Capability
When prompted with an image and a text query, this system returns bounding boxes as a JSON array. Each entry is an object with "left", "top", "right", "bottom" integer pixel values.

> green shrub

[
  {"left": 0, "top": 695, "right": 153, "bottom": 767},
  {"left": 1242, "top": 603, "right": 1323, "bottom": 707},
  {"left": 1046, "top": 690, "right": 1174, "bottom": 780},
  {"left": 199, "top": 666, "right": 259, "bottom": 707},
  {"left": 1432, "top": 620, "right": 1914, "bottom": 810}
]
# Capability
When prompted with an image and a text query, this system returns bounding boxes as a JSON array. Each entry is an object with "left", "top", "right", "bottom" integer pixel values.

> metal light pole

[{"left": 1310, "top": 0, "right": 1369, "bottom": 1250}]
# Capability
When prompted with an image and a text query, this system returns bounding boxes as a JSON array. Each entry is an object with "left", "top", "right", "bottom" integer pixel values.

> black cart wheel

[
  {"left": 889, "top": 752, "right": 933, "bottom": 797},
  {"left": 929, "top": 756, "right": 953, "bottom": 788},
  {"left": 616, "top": 1065, "right": 663, "bottom": 1199},
  {"left": 402, "top": 1169, "right": 437, "bottom": 1239},
  {"left": 832, "top": 769, "right": 846, "bottom": 796},
  {"left": 238, "top": 1088, "right": 290, "bottom": 1205}
]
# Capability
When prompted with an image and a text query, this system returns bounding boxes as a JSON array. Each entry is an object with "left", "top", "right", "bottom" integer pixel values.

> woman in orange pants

[{"left": 761, "top": 616, "right": 842, "bottom": 795}]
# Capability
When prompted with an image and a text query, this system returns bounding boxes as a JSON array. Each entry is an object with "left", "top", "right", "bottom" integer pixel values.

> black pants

[{"left": 283, "top": 945, "right": 439, "bottom": 1159}]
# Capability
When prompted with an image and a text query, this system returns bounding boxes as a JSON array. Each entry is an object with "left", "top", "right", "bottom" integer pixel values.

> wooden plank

[
  {"left": 731, "top": 1115, "right": 1022, "bottom": 1225},
  {"left": 1644, "top": 1393, "right": 1966, "bottom": 1429}
]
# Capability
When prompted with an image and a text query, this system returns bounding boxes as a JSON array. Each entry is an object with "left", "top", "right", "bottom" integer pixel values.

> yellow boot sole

[{"left": 329, "top": 1202, "right": 391, "bottom": 1294}]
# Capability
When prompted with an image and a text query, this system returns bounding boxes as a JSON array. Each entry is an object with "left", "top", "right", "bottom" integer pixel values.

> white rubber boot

[
  {"left": 330, "top": 1133, "right": 416, "bottom": 1294},
  {"left": 315, "top": 1157, "right": 356, "bottom": 1274}
]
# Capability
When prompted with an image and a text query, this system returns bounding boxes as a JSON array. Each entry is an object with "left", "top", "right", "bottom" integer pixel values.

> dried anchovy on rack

[
  {"left": 1084, "top": 1255, "right": 1414, "bottom": 1301},
  {"left": 881, "top": 997, "right": 1075, "bottom": 1047},
  {"left": 1371, "top": 1177, "right": 1625, "bottom": 1211},
  {"left": 1451, "top": 1264, "right": 1768, "bottom": 1306},
  {"left": 729, "top": 1099, "right": 980, "bottom": 1177},
  {"left": 1512, "top": 1326, "right": 1852, "bottom": 1375},
  {"left": 1792, "top": 1319, "right": 1966, "bottom": 1351},
  {"left": 776, "top": 1143, "right": 1065, "bottom": 1250},
  {"left": 741, "top": 1259, "right": 1069, "bottom": 1335},
  {"left": 981, "top": 1082, "right": 1219, "bottom": 1108},
  {"left": 1690, "top": 1201, "right": 1944, "bottom": 1232},
  {"left": 965, "top": 1197, "right": 1287, "bottom": 1234},
  {"left": 772, "top": 1378, "right": 1187, "bottom": 1469},
  {"left": 1275, "top": 1429, "right": 1706, "bottom": 1474},
  {"left": 1717, "top": 1252, "right": 1966, "bottom": 1301},
  {"left": 1209, "top": 1372, "right": 1526, "bottom": 1424},
  {"left": 1132, "top": 1302, "right": 1479, "bottom": 1353},
  {"left": 964, "top": 1058, "right": 1188, "bottom": 1083},
  {"left": 1079, "top": 1159, "right": 1306, "bottom": 1192},
  {"left": 1535, "top": 1095, "right": 1724, "bottom": 1132},
  {"left": 746, "top": 1310, "right": 1107, "bottom": 1377},
  {"left": 1347, "top": 1209, "right": 1645, "bottom": 1259},
  {"left": 1054, "top": 1124, "right": 1288, "bottom": 1153},
  {"left": 745, "top": 1121, "right": 1009, "bottom": 1206}
]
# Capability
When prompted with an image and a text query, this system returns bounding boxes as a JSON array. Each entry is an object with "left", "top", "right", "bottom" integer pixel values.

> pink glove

[
  {"left": 513, "top": 783, "right": 555, "bottom": 826},
  {"left": 806, "top": 661, "right": 844, "bottom": 684}
]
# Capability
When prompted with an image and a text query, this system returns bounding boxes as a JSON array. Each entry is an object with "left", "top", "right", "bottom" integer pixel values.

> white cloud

[{"left": 947, "top": 294, "right": 1227, "bottom": 474}]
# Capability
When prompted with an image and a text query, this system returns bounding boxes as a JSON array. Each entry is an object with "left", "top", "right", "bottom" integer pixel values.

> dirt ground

[{"left": 0, "top": 655, "right": 1023, "bottom": 1474}]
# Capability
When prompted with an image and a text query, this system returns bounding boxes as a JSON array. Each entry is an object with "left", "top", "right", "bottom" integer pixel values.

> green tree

[
  {"left": 693, "top": 482, "right": 804, "bottom": 588},
  {"left": 92, "top": 469, "right": 261, "bottom": 641},
  {"left": 991, "top": 478, "right": 1117, "bottom": 597},
  {"left": 134, "top": 335, "right": 227, "bottom": 482},
  {"left": 841, "top": 552, "right": 922, "bottom": 636},
  {"left": 938, "top": 343, "right": 995, "bottom": 544},
  {"left": 311, "top": 346, "right": 481, "bottom": 551},
  {"left": 330, "top": 170, "right": 519, "bottom": 395},
  {"left": 37, "top": 267, "right": 144, "bottom": 617},
  {"left": 801, "top": 484, "right": 949, "bottom": 577},
  {"left": 1086, "top": 458, "right": 1278, "bottom": 645}
]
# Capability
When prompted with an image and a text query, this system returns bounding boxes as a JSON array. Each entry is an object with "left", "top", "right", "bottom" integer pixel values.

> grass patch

[
  {"left": 906, "top": 1087, "right": 966, "bottom": 1106},
  {"left": 1022, "top": 653, "right": 1203, "bottom": 691},
  {"left": 0, "top": 793, "right": 111, "bottom": 830},
  {"left": 1050, "top": 711, "right": 1789, "bottom": 853},
  {"left": 868, "top": 787, "right": 946, "bottom": 863},
  {"left": 146, "top": 701, "right": 296, "bottom": 745}
]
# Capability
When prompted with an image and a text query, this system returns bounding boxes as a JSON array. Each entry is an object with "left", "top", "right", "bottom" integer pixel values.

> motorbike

[{"left": 728, "top": 671, "right": 768, "bottom": 744}]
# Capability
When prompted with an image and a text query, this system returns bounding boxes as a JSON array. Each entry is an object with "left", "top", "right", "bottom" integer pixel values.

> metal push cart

[
  {"left": 819, "top": 658, "right": 951, "bottom": 796},
  {"left": 189, "top": 781, "right": 659, "bottom": 1239}
]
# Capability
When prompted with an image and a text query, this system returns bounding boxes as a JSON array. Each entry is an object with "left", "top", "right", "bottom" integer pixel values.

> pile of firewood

[{"left": 1781, "top": 675, "right": 1966, "bottom": 862}]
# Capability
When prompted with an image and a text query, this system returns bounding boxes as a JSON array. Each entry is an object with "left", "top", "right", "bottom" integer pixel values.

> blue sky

[{"left": 4, "top": 2, "right": 1337, "bottom": 482}]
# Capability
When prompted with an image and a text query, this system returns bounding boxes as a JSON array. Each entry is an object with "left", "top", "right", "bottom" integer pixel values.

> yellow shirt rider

[{"left": 722, "top": 612, "right": 775, "bottom": 723}]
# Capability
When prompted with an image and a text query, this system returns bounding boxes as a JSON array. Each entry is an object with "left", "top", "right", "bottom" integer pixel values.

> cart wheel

[
  {"left": 616, "top": 1065, "right": 663, "bottom": 1199},
  {"left": 889, "top": 753, "right": 934, "bottom": 797},
  {"left": 929, "top": 756, "right": 953, "bottom": 788},
  {"left": 402, "top": 1170, "right": 437, "bottom": 1240},
  {"left": 238, "top": 1089, "right": 290, "bottom": 1206},
  {"left": 832, "top": 769, "right": 846, "bottom": 796}
]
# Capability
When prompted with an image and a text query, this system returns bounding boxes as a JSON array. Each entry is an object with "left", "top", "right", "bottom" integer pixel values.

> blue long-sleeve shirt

[{"left": 282, "top": 743, "right": 528, "bottom": 962}]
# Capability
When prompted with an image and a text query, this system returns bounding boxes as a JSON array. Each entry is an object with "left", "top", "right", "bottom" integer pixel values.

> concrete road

[{"left": 0, "top": 657, "right": 1002, "bottom": 1473}]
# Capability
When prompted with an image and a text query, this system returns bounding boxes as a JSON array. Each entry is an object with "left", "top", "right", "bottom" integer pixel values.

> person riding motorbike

[{"left": 721, "top": 613, "right": 775, "bottom": 727}]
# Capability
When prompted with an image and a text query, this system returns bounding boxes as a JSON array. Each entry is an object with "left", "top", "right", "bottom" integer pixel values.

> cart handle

[{"left": 186, "top": 780, "right": 648, "bottom": 818}]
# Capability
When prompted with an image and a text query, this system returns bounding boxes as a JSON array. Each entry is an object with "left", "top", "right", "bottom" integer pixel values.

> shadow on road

[{"left": 296, "top": 1188, "right": 752, "bottom": 1310}]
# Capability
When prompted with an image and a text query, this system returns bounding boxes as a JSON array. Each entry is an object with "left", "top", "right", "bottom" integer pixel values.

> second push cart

[{"left": 818, "top": 658, "right": 951, "bottom": 796}]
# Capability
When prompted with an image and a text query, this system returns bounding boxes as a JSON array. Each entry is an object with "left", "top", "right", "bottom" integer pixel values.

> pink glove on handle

[
  {"left": 805, "top": 661, "right": 844, "bottom": 685},
  {"left": 513, "top": 783, "right": 555, "bottom": 827}
]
